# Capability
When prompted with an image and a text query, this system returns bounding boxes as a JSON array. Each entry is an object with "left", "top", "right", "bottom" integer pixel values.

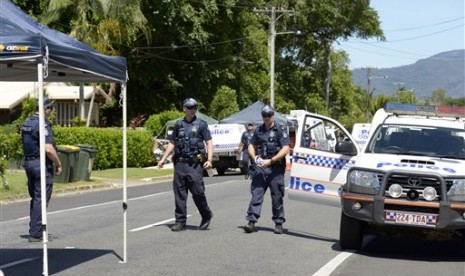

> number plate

[{"left": 385, "top": 210, "right": 437, "bottom": 226}]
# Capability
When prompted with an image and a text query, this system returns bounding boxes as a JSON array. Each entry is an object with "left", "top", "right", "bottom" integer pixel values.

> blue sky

[{"left": 334, "top": 0, "right": 465, "bottom": 69}]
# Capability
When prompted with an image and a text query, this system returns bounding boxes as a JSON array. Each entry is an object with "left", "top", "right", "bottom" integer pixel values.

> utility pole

[
  {"left": 366, "top": 67, "right": 387, "bottom": 122},
  {"left": 254, "top": 7, "right": 295, "bottom": 108},
  {"left": 366, "top": 67, "right": 372, "bottom": 123}
]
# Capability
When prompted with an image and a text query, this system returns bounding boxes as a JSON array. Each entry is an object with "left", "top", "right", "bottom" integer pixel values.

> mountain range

[{"left": 351, "top": 49, "right": 465, "bottom": 99}]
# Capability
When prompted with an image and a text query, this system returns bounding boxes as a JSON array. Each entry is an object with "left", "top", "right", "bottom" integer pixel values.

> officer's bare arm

[
  {"left": 248, "top": 144, "right": 256, "bottom": 161},
  {"left": 235, "top": 141, "right": 244, "bottom": 153},
  {"left": 158, "top": 141, "right": 175, "bottom": 168},
  {"left": 46, "top": 144, "right": 62, "bottom": 173},
  {"left": 203, "top": 139, "right": 213, "bottom": 169}
]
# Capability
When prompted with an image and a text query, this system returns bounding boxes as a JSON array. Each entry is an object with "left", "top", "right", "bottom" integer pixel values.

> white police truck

[
  {"left": 289, "top": 103, "right": 465, "bottom": 250},
  {"left": 209, "top": 123, "right": 246, "bottom": 176}
]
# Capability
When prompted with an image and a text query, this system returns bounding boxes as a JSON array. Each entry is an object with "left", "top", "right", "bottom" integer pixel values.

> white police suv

[{"left": 288, "top": 103, "right": 465, "bottom": 250}]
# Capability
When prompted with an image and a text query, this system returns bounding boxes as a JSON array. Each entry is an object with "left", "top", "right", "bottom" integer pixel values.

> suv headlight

[
  {"left": 447, "top": 179, "right": 465, "bottom": 202},
  {"left": 348, "top": 170, "right": 380, "bottom": 189}
]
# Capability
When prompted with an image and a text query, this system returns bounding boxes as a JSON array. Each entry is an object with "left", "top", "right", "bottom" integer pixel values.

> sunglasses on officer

[
  {"left": 261, "top": 112, "right": 274, "bottom": 118},
  {"left": 185, "top": 105, "right": 196, "bottom": 110}
]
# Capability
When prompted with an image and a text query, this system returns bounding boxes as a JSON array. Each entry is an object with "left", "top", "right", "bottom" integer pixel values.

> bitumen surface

[{"left": 1, "top": 163, "right": 176, "bottom": 204}]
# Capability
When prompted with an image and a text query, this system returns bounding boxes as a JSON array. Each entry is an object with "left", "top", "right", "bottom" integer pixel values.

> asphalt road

[{"left": 1, "top": 171, "right": 465, "bottom": 276}]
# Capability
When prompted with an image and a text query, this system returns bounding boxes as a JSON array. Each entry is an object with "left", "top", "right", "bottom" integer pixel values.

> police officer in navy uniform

[
  {"left": 243, "top": 105, "right": 290, "bottom": 234},
  {"left": 235, "top": 122, "right": 255, "bottom": 174},
  {"left": 22, "top": 98, "right": 62, "bottom": 242},
  {"left": 157, "top": 98, "right": 214, "bottom": 231}
]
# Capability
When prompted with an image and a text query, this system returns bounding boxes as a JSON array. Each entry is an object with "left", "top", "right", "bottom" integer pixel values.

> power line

[
  {"left": 137, "top": 52, "right": 236, "bottom": 63},
  {"left": 385, "top": 16, "right": 464, "bottom": 31},
  {"left": 135, "top": 38, "right": 245, "bottom": 50},
  {"left": 343, "top": 23, "right": 464, "bottom": 44},
  {"left": 384, "top": 24, "right": 464, "bottom": 43}
]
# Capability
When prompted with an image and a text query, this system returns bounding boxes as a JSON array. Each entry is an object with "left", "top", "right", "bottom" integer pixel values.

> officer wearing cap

[
  {"left": 22, "top": 98, "right": 62, "bottom": 242},
  {"left": 243, "top": 104, "right": 290, "bottom": 234},
  {"left": 158, "top": 98, "right": 214, "bottom": 231},
  {"left": 235, "top": 122, "right": 255, "bottom": 174}
]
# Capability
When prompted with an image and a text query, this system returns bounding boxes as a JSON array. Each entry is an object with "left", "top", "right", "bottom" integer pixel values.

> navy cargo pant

[
  {"left": 173, "top": 162, "right": 212, "bottom": 225},
  {"left": 24, "top": 159, "right": 54, "bottom": 238},
  {"left": 241, "top": 150, "right": 250, "bottom": 173},
  {"left": 246, "top": 164, "right": 286, "bottom": 224}
]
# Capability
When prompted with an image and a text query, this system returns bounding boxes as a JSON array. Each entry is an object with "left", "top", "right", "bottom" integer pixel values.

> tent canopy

[
  {"left": 0, "top": 0, "right": 130, "bottom": 268},
  {"left": 219, "top": 100, "right": 296, "bottom": 127},
  {"left": 0, "top": 0, "right": 127, "bottom": 82}
]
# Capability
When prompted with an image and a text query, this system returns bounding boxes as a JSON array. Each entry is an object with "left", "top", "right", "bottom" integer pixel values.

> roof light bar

[{"left": 385, "top": 102, "right": 465, "bottom": 118}]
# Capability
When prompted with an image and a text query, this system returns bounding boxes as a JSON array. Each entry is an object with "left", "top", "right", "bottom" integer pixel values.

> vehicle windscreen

[{"left": 366, "top": 124, "right": 465, "bottom": 159}]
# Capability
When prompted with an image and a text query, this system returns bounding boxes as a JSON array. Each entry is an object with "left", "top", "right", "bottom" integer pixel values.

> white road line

[
  {"left": 14, "top": 191, "right": 172, "bottom": 221},
  {"left": 313, "top": 251, "right": 355, "bottom": 276},
  {"left": 0, "top": 257, "right": 39, "bottom": 269},
  {"left": 130, "top": 215, "right": 192, "bottom": 232},
  {"left": 11, "top": 180, "right": 235, "bottom": 222}
]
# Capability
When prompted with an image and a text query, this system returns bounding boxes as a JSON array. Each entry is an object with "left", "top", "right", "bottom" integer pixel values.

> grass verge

[{"left": 0, "top": 167, "right": 173, "bottom": 202}]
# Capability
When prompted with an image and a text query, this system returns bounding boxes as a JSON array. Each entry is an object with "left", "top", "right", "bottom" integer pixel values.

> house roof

[
  {"left": 0, "top": 81, "right": 35, "bottom": 109},
  {"left": 0, "top": 82, "right": 95, "bottom": 109},
  {"left": 45, "top": 84, "right": 94, "bottom": 100}
]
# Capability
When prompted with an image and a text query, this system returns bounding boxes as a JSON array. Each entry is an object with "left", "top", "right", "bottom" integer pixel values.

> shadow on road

[
  {"left": 346, "top": 235, "right": 465, "bottom": 261},
  {"left": 1, "top": 247, "right": 120, "bottom": 275}
]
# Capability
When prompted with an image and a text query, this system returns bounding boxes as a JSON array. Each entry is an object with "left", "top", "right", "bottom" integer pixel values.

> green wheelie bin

[
  {"left": 76, "top": 144, "right": 98, "bottom": 181},
  {"left": 55, "top": 145, "right": 80, "bottom": 183}
]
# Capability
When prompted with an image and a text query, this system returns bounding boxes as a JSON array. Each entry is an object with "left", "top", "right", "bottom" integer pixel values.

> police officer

[
  {"left": 243, "top": 105, "right": 290, "bottom": 234},
  {"left": 22, "top": 98, "right": 62, "bottom": 242},
  {"left": 235, "top": 122, "right": 255, "bottom": 174},
  {"left": 157, "top": 98, "right": 214, "bottom": 231}
]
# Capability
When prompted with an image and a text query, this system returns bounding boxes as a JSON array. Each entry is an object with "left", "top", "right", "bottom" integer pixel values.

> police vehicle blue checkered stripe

[
  {"left": 292, "top": 152, "right": 355, "bottom": 169},
  {"left": 214, "top": 143, "right": 239, "bottom": 149}
]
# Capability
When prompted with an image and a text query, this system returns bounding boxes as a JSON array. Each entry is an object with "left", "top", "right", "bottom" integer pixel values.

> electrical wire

[{"left": 385, "top": 16, "right": 464, "bottom": 32}]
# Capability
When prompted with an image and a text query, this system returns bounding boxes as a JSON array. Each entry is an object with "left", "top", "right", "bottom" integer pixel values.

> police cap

[
  {"left": 261, "top": 105, "right": 274, "bottom": 117},
  {"left": 36, "top": 98, "right": 55, "bottom": 109},
  {"left": 247, "top": 121, "right": 254, "bottom": 126},
  {"left": 183, "top": 98, "right": 198, "bottom": 108}
]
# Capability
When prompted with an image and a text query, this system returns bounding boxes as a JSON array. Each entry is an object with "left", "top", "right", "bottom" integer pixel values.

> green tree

[
  {"left": 425, "top": 89, "right": 448, "bottom": 105},
  {"left": 393, "top": 89, "right": 417, "bottom": 104},
  {"left": 144, "top": 110, "right": 184, "bottom": 137},
  {"left": 291, "top": 0, "right": 384, "bottom": 110},
  {"left": 40, "top": 0, "right": 151, "bottom": 110},
  {"left": 210, "top": 86, "right": 239, "bottom": 120},
  {"left": 41, "top": 0, "right": 150, "bottom": 55}
]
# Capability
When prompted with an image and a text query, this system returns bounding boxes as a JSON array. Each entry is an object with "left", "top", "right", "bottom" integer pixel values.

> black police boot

[
  {"left": 28, "top": 234, "right": 53, "bottom": 242},
  {"left": 170, "top": 223, "right": 186, "bottom": 232},
  {"left": 243, "top": 221, "right": 256, "bottom": 233},
  {"left": 274, "top": 224, "right": 283, "bottom": 234},
  {"left": 199, "top": 212, "right": 213, "bottom": 230}
]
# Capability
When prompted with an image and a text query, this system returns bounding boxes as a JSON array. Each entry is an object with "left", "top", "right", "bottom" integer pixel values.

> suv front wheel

[{"left": 340, "top": 211, "right": 364, "bottom": 250}]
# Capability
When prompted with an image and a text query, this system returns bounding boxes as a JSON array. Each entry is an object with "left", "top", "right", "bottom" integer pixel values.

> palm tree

[
  {"left": 40, "top": 0, "right": 150, "bottom": 99},
  {"left": 41, "top": 0, "right": 149, "bottom": 54}
]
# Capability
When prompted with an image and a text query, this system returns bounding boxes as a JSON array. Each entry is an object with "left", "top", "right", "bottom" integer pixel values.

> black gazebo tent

[{"left": 0, "top": 0, "right": 129, "bottom": 274}]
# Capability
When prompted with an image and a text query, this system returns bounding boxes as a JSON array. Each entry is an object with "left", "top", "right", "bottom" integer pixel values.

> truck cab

[{"left": 289, "top": 103, "right": 465, "bottom": 250}]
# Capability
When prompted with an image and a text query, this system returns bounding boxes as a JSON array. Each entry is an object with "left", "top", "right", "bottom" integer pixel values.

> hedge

[{"left": 1, "top": 127, "right": 155, "bottom": 170}]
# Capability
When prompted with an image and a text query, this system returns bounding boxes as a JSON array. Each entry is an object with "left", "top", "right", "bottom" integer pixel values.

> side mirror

[{"left": 335, "top": 140, "right": 357, "bottom": 156}]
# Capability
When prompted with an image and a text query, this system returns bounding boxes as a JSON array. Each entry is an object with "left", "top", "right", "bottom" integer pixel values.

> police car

[
  {"left": 289, "top": 103, "right": 465, "bottom": 250},
  {"left": 209, "top": 123, "right": 246, "bottom": 175},
  {"left": 351, "top": 123, "right": 371, "bottom": 147}
]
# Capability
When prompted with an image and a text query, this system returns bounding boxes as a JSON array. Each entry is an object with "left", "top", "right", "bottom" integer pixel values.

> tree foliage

[
  {"left": 18, "top": 0, "right": 386, "bottom": 126},
  {"left": 210, "top": 85, "right": 239, "bottom": 120}
]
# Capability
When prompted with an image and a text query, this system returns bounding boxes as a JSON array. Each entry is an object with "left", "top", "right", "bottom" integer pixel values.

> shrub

[
  {"left": 0, "top": 127, "right": 155, "bottom": 170},
  {"left": 144, "top": 110, "right": 183, "bottom": 137},
  {"left": 54, "top": 127, "right": 154, "bottom": 169}
]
